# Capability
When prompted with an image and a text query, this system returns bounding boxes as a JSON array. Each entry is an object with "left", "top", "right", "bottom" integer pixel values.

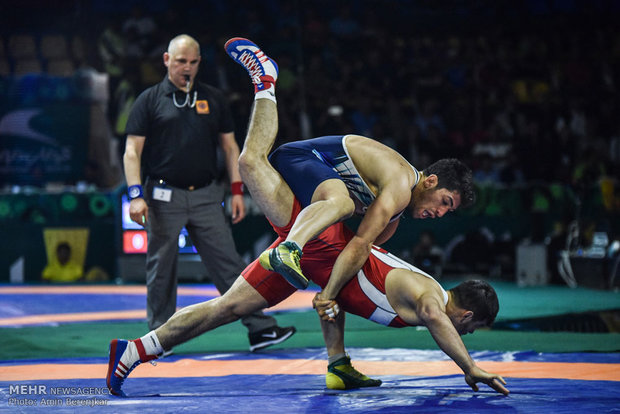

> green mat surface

[
  {"left": 438, "top": 280, "right": 620, "bottom": 320},
  {"left": 1, "top": 311, "right": 618, "bottom": 361},
  {"left": 1, "top": 280, "right": 618, "bottom": 361}
]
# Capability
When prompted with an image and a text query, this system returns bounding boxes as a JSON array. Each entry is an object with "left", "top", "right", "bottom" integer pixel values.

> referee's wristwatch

[{"left": 128, "top": 184, "right": 144, "bottom": 200}]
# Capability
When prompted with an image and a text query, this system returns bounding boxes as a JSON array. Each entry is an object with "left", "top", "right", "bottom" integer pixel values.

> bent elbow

[{"left": 123, "top": 150, "right": 140, "bottom": 164}]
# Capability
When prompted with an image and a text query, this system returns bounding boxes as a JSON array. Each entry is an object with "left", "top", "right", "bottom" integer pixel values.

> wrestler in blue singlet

[{"left": 269, "top": 135, "right": 420, "bottom": 220}]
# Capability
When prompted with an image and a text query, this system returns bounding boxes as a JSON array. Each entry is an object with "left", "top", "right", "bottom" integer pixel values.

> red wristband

[{"left": 231, "top": 181, "right": 244, "bottom": 195}]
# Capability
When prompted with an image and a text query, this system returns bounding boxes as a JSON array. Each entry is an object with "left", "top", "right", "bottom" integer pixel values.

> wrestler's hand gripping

[{"left": 313, "top": 293, "right": 340, "bottom": 322}]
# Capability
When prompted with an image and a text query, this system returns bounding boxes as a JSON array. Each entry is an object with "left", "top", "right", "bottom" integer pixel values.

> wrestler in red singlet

[{"left": 242, "top": 198, "right": 448, "bottom": 327}]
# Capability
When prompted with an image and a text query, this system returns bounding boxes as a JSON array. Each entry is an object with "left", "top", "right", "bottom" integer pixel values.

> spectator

[
  {"left": 42, "top": 242, "right": 83, "bottom": 283},
  {"left": 410, "top": 230, "right": 445, "bottom": 277},
  {"left": 473, "top": 154, "right": 501, "bottom": 187}
]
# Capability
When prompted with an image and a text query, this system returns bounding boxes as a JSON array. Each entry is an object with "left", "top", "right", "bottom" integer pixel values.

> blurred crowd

[
  {"left": 86, "top": 1, "right": 620, "bottom": 200},
  {"left": 1, "top": 1, "right": 618, "bottom": 208},
  {"left": 2, "top": 1, "right": 618, "bottom": 193},
  {"left": 2, "top": 0, "right": 619, "bottom": 282}
]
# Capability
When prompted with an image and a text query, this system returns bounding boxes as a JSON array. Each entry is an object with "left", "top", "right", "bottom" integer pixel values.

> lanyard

[{"left": 173, "top": 90, "right": 197, "bottom": 108}]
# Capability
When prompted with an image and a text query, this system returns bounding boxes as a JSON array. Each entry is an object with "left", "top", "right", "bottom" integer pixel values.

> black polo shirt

[{"left": 125, "top": 77, "right": 234, "bottom": 188}]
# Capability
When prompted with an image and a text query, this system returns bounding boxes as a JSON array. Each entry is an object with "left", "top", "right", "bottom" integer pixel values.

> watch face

[{"left": 129, "top": 187, "right": 140, "bottom": 198}]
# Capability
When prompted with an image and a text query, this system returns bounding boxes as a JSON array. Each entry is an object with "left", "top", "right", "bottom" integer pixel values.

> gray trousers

[{"left": 144, "top": 180, "right": 276, "bottom": 333}]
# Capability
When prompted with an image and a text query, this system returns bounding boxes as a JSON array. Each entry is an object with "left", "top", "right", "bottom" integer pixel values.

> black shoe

[{"left": 249, "top": 326, "right": 296, "bottom": 352}]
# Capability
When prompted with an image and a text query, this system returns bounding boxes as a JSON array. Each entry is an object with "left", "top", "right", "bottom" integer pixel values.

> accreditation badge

[
  {"left": 196, "top": 100, "right": 210, "bottom": 114},
  {"left": 153, "top": 186, "right": 172, "bottom": 202}
]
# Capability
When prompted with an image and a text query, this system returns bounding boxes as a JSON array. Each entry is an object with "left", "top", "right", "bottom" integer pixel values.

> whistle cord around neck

[{"left": 173, "top": 91, "right": 197, "bottom": 108}]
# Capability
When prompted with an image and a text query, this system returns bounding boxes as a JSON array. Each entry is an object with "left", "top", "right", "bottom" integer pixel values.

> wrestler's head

[
  {"left": 446, "top": 279, "right": 499, "bottom": 335},
  {"left": 410, "top": 158, "right": 475, "bottom": 219}
]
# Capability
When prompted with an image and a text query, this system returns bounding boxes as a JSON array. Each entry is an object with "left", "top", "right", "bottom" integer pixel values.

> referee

[{"left": 122, "top": 34, "right": 295, "bottom": 352}]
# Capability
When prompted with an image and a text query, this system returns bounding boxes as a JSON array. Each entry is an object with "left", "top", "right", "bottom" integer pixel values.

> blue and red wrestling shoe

[
  {"left": 106, "top": 339, "right": 156, "bottom": 397},
  {"left": 225, "top": 37, "right": 278, "bottom": 93}
]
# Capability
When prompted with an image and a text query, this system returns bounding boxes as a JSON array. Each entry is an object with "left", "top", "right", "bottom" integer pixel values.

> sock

[
  {"left": 328, "top": 353, "right": 347, "bottom": 366},
  {"left": 138, "top": 331, "right": 164, "bottom": 358},
  {"left": 255, "top": 83, "right": 276, "bottom": 103}
]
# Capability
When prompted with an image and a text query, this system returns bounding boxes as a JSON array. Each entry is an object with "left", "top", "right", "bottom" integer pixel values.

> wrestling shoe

[
  {"left": 106, "top": 339, "right": 156, "bottom": 397},
  {"left": 225, "top": 37, "right": 278, "bottom": 93},
  {"left": 326, "top": 355, "right": 382, "bottom": 390},
  {"left": 259, "top": 241, "right": 308, "bottom": 289},
  {"left": 249, "top": 325, "right": 297, "bottom": 352}
]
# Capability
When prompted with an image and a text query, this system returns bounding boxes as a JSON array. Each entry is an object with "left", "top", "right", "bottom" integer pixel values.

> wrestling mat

[{"left": 0, "top": 283, "right": 618, "bottom": 413}]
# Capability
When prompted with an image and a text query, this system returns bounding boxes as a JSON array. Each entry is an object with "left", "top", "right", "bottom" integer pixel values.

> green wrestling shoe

[
  {"left": 326, "top": 355, "right": 382, "bottom": 390},
  {"left": 258, "top": 241, "right": 308, "bottom": 289}
]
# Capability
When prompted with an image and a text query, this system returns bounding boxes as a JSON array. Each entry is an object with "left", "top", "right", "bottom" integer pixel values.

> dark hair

[
  {"left": 448, "top": 280, "right": 499, "bottom": 326},
  {"left": 423, "top": 158, "right": 475, "bottom": 208},
  {"left": 56, "top": 242, "right": 71, "bottom": 253}
]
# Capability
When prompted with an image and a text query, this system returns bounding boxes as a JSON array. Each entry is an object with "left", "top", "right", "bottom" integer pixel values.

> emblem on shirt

[{"left": 196, "top": 100, "right": 210, "bottom": 114}]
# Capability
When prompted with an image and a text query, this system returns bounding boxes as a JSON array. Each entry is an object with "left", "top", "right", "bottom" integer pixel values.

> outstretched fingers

[
  {"left": 465, "top": 375, "right": 510, "bottom": 395},
  {"left": 466, "top": 371, "right": 510, "bottom": 396},
  {"left": 489, "top": 376, "right": 510, "bottom": 396}
]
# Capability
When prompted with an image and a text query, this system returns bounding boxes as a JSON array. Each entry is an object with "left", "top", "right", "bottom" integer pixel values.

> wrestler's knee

[
  {"left": 332, "top": 195, "right": 355, "bottom": 220},
  {"left": 312, "top": 180, "right": 355, "bottom": 220}
]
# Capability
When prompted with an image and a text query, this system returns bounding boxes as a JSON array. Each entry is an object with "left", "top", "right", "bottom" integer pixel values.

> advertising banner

[{"left": 0, "top": 75, "right": 90, "bottom": 186}]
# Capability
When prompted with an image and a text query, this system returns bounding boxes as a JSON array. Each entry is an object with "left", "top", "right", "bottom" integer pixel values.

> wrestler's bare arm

[
  {"left": 317, "top": 157, "right": 411, "bottom": 314},
  {"left": 423, "top": 303, "right": 510, "bottom": 397},
  {"left": 346, "top": 135, "right": 418, "bottom": 196},
  {"left": 416, "top": 292, "right": 478, "bottom": 373},
  {"left": 374, "top": 218, "right": 399, "bottom": 245},
  {"left": 347, "top": 139, "right": 415, "bottom": 247},
  {"left": 392, "top": 276, "right": 509, "bottom": 395},
  {"left": 318, "top": 191, "right": 399, "bottom": 302}
]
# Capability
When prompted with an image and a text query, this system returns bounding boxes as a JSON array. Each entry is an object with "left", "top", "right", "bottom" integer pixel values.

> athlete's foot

[
  {"left": 259, "top": 241, "right": 308, "bottom": 289},
  {"left": 224, "top": 37, "right": 278, "bottom": 93},
  {"left": 106, "top": 339, "right": 157, "bottom": 397},
  {"left": 326, "top": 355, "right": 382, "bottom": 390}
]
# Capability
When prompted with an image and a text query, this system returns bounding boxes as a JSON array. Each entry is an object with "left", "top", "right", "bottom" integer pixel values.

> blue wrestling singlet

[{"left": 269, "top": 135, "right": 420, "bottom": 217}]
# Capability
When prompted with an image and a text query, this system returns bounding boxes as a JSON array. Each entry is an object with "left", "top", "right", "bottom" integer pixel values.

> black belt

[{"left": 149, "top": 177, "right": 212, "bottom": 191}]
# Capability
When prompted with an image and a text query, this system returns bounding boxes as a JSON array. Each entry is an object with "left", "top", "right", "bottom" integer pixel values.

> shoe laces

[
  {"left": 290, "top": 249, "right": 301, "bottom": 266},
  {"left": 238, "top": 50, "right": 266, "bottom": 85},
  {"left": 340, "top": 365, "right": 366, "bottom": 379}
]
